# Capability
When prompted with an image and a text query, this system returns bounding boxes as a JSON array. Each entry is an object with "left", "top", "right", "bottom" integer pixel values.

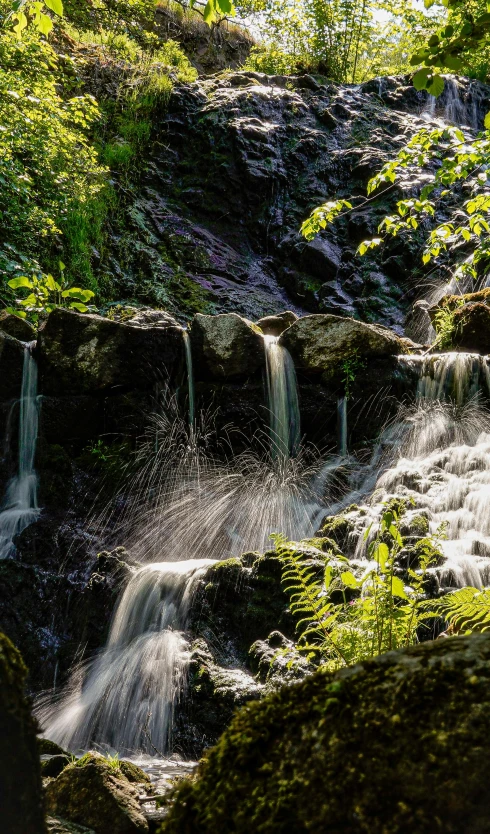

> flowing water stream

[{"left": 0, "top": 342, "right": 40, "bottom": 559}]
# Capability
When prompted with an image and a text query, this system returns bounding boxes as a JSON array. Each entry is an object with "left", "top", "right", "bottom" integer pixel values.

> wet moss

[{"left": 159, "top": 634, "right": 490, "bottom": 834}]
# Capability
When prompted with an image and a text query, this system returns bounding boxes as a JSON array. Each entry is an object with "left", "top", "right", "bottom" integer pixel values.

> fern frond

[{"left": 433, "top": 586, "right": 490, "bottom": 632}]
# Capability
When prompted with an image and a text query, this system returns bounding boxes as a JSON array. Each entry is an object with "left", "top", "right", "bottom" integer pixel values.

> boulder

[
  {"left": 0, "top": 632, "right": 46, "bottom": 834},
  {"left": 159, "top": 634, "right": 490, "bottom": 834},
  {"left": 256, "top": 311, "right": 298, "bottom": 337},
  {"left": 190, "top": 313, "right": 265, "bottom": 379},
  {"left": 39, "top": 738, "right": 70, "bottom": 757},
  {"left": 41, "top": 754, "right": 71, "bottom": 779},
  {"left": 279, "top": 314, "right": 405, "bottom": 378},
  {"left": 45, "top": 751, "right": 148, "bottom": 834},
  {"left": 0, "top": 330, "right": 26, "bottom": 400},
  {"left": 448, "top": 302, "right": 490, "bottom": 354},
  {"left": 38, "top": 308, "right": 185, "bottom": 396},
  {"left": 0, "top": 311, "right": 36, "bottom": 342}
]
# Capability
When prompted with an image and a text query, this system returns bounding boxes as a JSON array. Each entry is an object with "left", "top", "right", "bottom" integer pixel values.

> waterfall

[
  {"left": 264, "top": 335, "right": 300, "bottom": 459},
  {"left": 354, "top": 352, "right": 490, "bottom": 589},
  {"left": 38, "top": 559, "right": 214, "bottom": 755},
  {"left": 183, "top": 330, "right": 195, "bottom": 428},
  {"left": 337, "top": 397, "right": 348, "bottom": 456},
  {"left": 0, "top": 342, "right": 40, "bottom": 559},
  {"left": 422, "top": 77, "right": 478, "bottom": 128}
]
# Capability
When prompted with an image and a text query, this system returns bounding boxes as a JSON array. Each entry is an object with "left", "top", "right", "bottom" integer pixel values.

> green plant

[
  {"left": 276, "top": 506, "right": 443, "bottom": 670},
  {"left": 432, "top": 297, "right": 464, "bottom": 349},
  {"left": 428, "top": 585, "right": 490, "bottom": 633},
  {"left": 340, "top": 350, "right": 366, "bottom": 399},
  {"left": 6, "top": 262, "right": 95, "bottom": 325},
  {"left": 105, "top": 752, "right": 121, "bottom": 771},
  {"left": 9, "top": 0, "right": 63, "bottom": 38}
]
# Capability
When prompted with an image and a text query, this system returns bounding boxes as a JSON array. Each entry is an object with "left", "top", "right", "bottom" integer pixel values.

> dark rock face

[
  {"left": 190, "top": 312, "right": 265, "bottom": 379},
  {"left": 159, "top": 634, "right": 490, "bottom": 834},
  {"left": 45, "top": 752, "right": 149, "bottom": 834},
  {"left": 0, "top": 632, "right": 46, "bottom": 834},
  {"left": 100, "top": 72, "right": 464, "bottom": 328}
]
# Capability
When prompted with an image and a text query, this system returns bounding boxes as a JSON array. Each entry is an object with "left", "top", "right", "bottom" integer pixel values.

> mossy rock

[
  {"left": 119, "top": 760, "right": 151, "bottom": 785},
  {"left": 41, "top": 755, "right": 71, "bottom": 779},
  {"left": 45, "top": 751, "right": 148, "bottom": 834},
  {"left": 159, "top": 634, "right": 490, "bottom": 834},
  {"left": 0, "top": 631, "right": 46, "bottom": 834},
  {"left": 38, "top": 738, "right": 69, "bottom": 757}
]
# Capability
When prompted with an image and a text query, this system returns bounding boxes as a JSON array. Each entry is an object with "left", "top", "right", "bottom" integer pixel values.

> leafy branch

[{"left": 6, "top": 261, "right": 95, "bottom": 325}]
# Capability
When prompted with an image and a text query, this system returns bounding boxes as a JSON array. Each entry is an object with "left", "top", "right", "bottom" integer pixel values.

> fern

[{"left": 432, "top": 587, "right": 490, "bottom": 633}]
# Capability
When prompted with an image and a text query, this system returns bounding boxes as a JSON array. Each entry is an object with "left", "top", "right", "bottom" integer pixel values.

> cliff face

[{"left": 101, "top": 71, "right": 489, "bottom": 330}]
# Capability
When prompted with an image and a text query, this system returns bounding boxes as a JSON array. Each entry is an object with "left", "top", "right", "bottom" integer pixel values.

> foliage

[
  {"left": 0, "top": 11, "right": 109, "bottom": 293},
  {"left": 432, "top": 296, "right": 464, "bottom": 348},
  {"left": 9, "top": 0, "right": 63, "bottom": 38},
  {"left": 341, "top": 350, "right": 366, "bottom": 398},
  {"left": 244, "top": 43, "right": 304, "bottom": 75},
  {"left": 275, "top": 506, "right": 443, "bottom": 670},
  {"left": 241, "top": 0, "right": 442, "bottom": 83},
  {"left": 6, "top": 263, "right": 95, "bottom": 324},
  {"left": 429, "top": 584, "right": 490, "bottom": 632},
  {"left": 410, "top": 0, "right": 490, "bottom": 93}
]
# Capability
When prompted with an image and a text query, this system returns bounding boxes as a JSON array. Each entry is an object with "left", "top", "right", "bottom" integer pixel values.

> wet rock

[
  {"left": 45, "top": 751, "right": 148, "bottom": 834},
  {"left": 299, "top": 237, "right": 342, "bottom": 282},
  {"left": 249, "top": 631, "right": 311, "bottom": 686},
  {"left": 41, "top": 754, "right": 71, "bottom": 779},
  {"left": 38, "top": 308, "right": 185, "bottom": 396},
  {"left": 0, "top": 330, "right": 26, "bottom": 400},
  {"left": 449, "top": 302, "right": 490, "bottom": 354},
  {"left": 190, "top": 313, "right": 265, "bottom": 379},
  {"left": 47, "top": 818, "right": 95, "bottom": 834},
  {"left": 256, "top": 311, "right": 298, "bottom": 336},
  {"left": 0, "top": 311, "right": 36, "bottom": 341},
  {"left": 280, "top": 314, "right": 405, "bottom": 379},
  {"left": 119, "top": 761, "right": 152, "bottom": 786},
  {"left": 177, "top": 638, "right": 263, "bottom": 755},
  {"left": 159, "top": 633, "right": 490, "bottom": 834},
  {"left": 0, "top": 631, "right": 45, "bottom": 834}
]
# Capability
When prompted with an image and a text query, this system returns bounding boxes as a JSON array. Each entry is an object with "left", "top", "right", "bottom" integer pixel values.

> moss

[
  {"left": 0, "top": 632, "right": 46, "bottom": 834},
  {"left": 159, "top": 634, "right": 490, "bottom": 834}
]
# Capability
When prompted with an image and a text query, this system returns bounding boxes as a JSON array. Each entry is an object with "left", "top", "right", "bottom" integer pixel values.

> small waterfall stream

[
  {"left": 337, "top": 396, "right": 348, "bottom": 456},
  {"left": 0, "top": 342, "right": 40, "bottom": 559},
  {"left": 38, "top": 559, "right": 214, "bottom": 754},
  {"left": 264, "top": 335, "right": 300, "bottom": 459},
  {"left": 183, "top": 330, "right": 195, "bottom": 429}
]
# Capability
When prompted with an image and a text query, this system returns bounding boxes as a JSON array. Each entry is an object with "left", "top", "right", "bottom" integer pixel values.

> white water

[
  {"left": 264, "top": 335, "right": 300, "bottom": 459},
  {"left": 348, "top": 353, "right": 490, "bottom": 590},
  {"left": 337, "top": 396, "right": 348, "bottom": 456},
  {"left": 38, "top": 559, "right": 214, "bottom": 755},
  {"left": 183, "top": 330, "right": 195, "bottom": 428},
  {"left": 0, "top": 343, "right": 40, "bottom": 559}
]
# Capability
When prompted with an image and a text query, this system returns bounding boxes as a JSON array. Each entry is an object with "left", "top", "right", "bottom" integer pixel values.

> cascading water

[
  {"left": 352, "top": 352, "right": 490, "bottom": 590},
  {"left": 264, "top": 335, "right": 300, "bottom": 459},
  {"left": 337, "top": 396, "right": 348, "bottom": 456},
  {"left": 183, "top": 330, "right": 195, "bottom": 428},
  {"left": 38, "top": 559, "right": 214, "bottom": 754},
  {"left": 0, "top": 342, "right": 40, "bottom": 559}
]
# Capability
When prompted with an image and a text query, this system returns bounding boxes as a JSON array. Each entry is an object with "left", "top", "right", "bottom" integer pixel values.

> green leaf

[
  {"left": 37, "top": 13, "right": 53, "bottom": 36},
  {"left": 391, "top": 576, "right": 409, "bottom": 599},
  {"left": 444, "top": 54, "right": 463, "bottom": 71},
  {"left": 413, "top": 68, "right": 431, "bottom": 91},
  {"left": 484, "top": 111, "right": 490, "bottom": 130},
  {"left": 44, "top": 0, "right": 64, "bottom": 15},
  {"left": 61, "top": 287, "right": 92, "bottom": 299},
  {"left": 374, "top": 542, "right": 389, "bottom": 571},
  {"left": 341, "top": 571, "right": 358, "bottom": 589},
  {"left": 8, "top": 276, "right": 33, "bottom": 290},
  {"left": 427, "top": 74, "right": 445, "bottom": 98},
  {"left": 69, "top": 302, "right": 88, "bottom": 312},
  {"left": 44, "top": 274, "right": 60, "bottom": 292}
]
